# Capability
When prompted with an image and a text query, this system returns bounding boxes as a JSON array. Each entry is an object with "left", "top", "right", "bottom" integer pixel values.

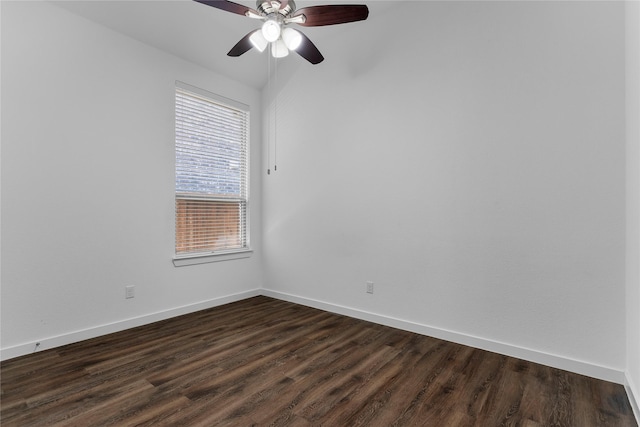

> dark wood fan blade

[
  {"left": 295, "top": 32, "right": 324, "bottom": 64},
  {"left": 227, "top": 31, "right": 257, "bottom": 57},
  {"left": 293, "top": 5, "right": 369, "bottom": 27},
  {"left": 194, "top": 0, "right": 256, "bottom": 17}
]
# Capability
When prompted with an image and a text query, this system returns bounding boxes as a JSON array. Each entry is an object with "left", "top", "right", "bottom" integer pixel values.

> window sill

[{"left": 173, "top": 250, "right": 253, "bottom": 267}]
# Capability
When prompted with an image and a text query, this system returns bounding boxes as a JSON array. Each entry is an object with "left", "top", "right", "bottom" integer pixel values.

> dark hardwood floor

[{"left": 1, "top": 296, "right": 636, "bottom": 426}]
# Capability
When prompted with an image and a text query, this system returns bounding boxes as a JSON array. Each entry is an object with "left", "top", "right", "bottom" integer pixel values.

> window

[{"left": 175, "top": 82, "right": 250, "bottom": 259}]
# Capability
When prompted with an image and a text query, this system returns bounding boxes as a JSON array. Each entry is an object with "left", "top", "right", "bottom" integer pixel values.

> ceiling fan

[{"left": 194, "top": 0, "right": 369, "bottom": 64}]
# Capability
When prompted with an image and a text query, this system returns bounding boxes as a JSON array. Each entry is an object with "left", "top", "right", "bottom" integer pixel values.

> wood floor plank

[
  {"left": 1, "top": 296, "right": 637, "bottom": 426},
  {"left": 352, "top": 338, "right": 452, "bottom": 425}
]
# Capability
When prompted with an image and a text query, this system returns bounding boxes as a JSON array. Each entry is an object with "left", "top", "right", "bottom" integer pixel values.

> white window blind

[{"left": 175, "top": 83, "right": 249, "bottom": 256}]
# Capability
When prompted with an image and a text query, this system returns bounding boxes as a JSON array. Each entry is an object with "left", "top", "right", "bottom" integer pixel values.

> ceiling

[{"left": 52, "top": 0, "right": 395, "bottom": 90}]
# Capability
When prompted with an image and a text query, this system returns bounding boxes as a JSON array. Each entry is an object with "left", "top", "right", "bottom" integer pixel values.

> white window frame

[{"left": 173, "top": 81, "right": 251, "bottom": 267}]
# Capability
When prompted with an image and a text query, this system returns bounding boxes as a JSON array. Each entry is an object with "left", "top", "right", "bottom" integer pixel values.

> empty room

[{"left": 1, "top": 0, "right": 639, "bottom": 425}]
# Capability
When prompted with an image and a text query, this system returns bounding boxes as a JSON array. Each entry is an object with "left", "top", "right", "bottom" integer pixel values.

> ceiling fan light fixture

[
  {"left": 196, "top": 0, "right": 369, "bottom": 65},
  {"left": 272, "top": 39, "right": 289, "bottom": 58},
  {"left": 261, "top": 19, "right": 281, "bottom": 42},
  {"left": 249, "top": 30, "right": 268, "bottom": 52},
  {"left": 282, "top": 27, "right": 302, "bottom": 50}
]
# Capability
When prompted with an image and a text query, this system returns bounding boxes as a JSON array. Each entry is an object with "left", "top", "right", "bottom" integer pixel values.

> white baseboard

[
  {"left": 0, "top": 287, "right": 628, "bottom": 388},
  {"left": 0, "top": 289, "right": 261, "bottom": 361},
  {"left": 4, "top": 287, "right": 634, "bottom": 419},
  {"left": 262, "top": 289, "right": 626, "bottom": 385},
  {"left": 626, "top": 373, "right": 640, "bottom": 424}
]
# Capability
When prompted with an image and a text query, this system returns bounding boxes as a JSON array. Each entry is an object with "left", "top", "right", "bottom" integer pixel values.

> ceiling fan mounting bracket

[{"left": 284, "top": 14, "right": 306, "bottom": 25}]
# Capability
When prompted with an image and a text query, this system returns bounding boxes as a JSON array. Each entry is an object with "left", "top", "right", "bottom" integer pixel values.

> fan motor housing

[{"left": 257, "top": 0, "right": 296, "bottom": 17}]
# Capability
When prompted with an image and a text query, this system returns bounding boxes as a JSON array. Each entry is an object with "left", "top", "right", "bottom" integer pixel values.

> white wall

[
  {"left": 0, "top": 1, "right": 263, "bottom": 359},
  {"left": 263, "top": 1, "right": 627, "bottom": 380},
  {"left": 626, "top": 0, "right": 640, "bottom": 418}
]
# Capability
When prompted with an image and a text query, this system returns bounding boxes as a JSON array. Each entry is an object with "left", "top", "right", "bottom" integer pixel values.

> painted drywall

[
  {"left": 0, "top": 1, "right": 263, "bottom": 358},
  {"left": 626, "top": 0, "right": 640, "bottom": 418},
  {"left": 263, "top": 1, "right": 627, "bottom": 374}
]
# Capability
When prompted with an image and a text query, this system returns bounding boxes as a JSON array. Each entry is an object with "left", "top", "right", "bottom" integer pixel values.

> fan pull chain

[
  {"left": 267, "top": 44, "right": 272, "bottom": 175},
  {"left": 266, "top": 43, "right": 279, "bottom": 175},
  {"left": 273, "top": 48, "right": 278, "bottom": 173}
]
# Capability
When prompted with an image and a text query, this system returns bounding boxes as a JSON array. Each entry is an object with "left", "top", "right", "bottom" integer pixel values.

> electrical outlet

[
  {"left": 125, "top": 285, "right": 135, "bottom": 299},
  {"left": 366, "top": 281, "right": 374, "bottom": 294}
]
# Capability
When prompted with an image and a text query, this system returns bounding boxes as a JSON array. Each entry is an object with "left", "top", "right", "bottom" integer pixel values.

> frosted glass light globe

[
  {"left": 282, "top": 28, "right": 302, "bottom": 50},
  {"left": 271, "top": 39, "right": 289, "bottom": 58},
  {"left": 249, "top": 30, "right": 268, "bottom": 52},
  {"left": 261, "top": 20, "right": 281, "bottom": 43}
]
